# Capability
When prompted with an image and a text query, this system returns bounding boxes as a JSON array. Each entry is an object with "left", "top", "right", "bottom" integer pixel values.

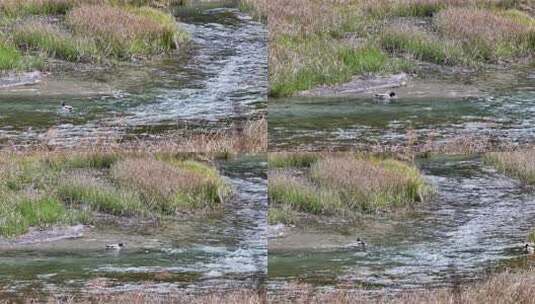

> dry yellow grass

[
  {"left": 3, "top": 289, "right": 265, "bottom": 304},
  {"left": 485, "top": 150, "right": 535, "bottom": 185},
  {"left": 269, "top": 269, "right": 535, "bottom": 304}
]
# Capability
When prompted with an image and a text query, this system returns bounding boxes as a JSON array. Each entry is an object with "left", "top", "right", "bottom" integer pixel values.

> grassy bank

[
  {"left": 243, "top": 0, "right": 535, "bottom": 97},
  {"left": 0, "top": 0, "right": 189, "bottom": 71},
  {"left": 268, "top": 153, "right": 431, "bottom": 223},
  {"left": 485, "top": 150, "right": 535, "bottom": 185},
  {"left": 0, "top": 152, "right": 231, "bottom": 238},
  {"left": 272, "top": 269, "right": 535, "bottom": 304}
]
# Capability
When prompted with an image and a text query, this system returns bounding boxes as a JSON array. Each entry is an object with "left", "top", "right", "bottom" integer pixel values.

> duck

[
  {"left": 355, "top": 238, "right": 367, "bottom": 248},
  {"left": 61, "top": 102, "right": 73, "bottom": 113},
  {"left": 346, "top": 238, "right": 366, "bottom": 249},
  {"left": 524, "top": 243, "right": 534, "bottom": 254},
  {"left": 374, "top": 91, "right": 397, "bottom": 101},
  {"left": 105, "top": 243, "right": 125, "bottom": 250}
]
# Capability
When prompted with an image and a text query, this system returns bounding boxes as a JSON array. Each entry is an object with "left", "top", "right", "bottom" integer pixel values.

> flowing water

[
  {"left": 268, "top": 155, "right": 535, "bottom": 296},
  {"left": 269, "top": 68, "right": 535, "bottom": 151},
  {"left": 0, "top": 0, "right": 267, "bottom": 148},
  {"left": 0, "top": 155, "right": 267, "bottom": 300}
]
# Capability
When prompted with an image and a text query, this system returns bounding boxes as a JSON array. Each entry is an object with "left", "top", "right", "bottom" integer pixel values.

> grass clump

[
  {"left": 435, "top": 7, "right": 535, "bottom": 61},
  {"left": 268, "top": 154, "right": 432, "bottom": 223},
  {"left": 66, "top": 4, "right": 187, "bottom": 59},
  {"left": 0, "top": 153, "right": 230, "bottom": 238},
  {"left": 0, "top": 41, "right": 23, "bottom": 70},
  {"left": 269, "top": 172, "right": 341, "bottom": 215},
  {"left": 0, "top": 0, "right": 73, "bottom": 16},
  {"left": 268, "top": 205, "right": 298, "bottom": 225},
  {"left": 111, "top": 158, "right": 231, "bottom": 213},
  {"left": 268, "top": 152, "right": 319, "bottom": 168},
  {"left": 13, "top": 20, "right": 94, "bottom": 61},
  {"left": 485, "top": 150, "right": 535, "bottom": 185},
  {"left": 270, "top": 36, "right": 406, "bottom": 97},
  {"left": 16, "top": 196, "right": 67, "bottom": 226},
  {"left": 57, "top": 173, "right": 145, "bottom": 216},
  {"left": 310, "top": 157, "right": 431, "bottom": 212},
  {"left": 379, "top": 25, "right": 465, "bottom": 65}
]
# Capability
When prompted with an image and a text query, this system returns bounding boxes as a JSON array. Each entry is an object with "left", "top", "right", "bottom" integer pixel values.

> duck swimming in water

[
  {"left": 345, "top": 238, "right": 366, "bottom": 249},
  {"left": 524, "top": 243, "right": 534, "bottom": 254},
  {"left": 61, "top": 102, "right": 73, "bottom": 112},
  {"left": 374, "top": 91, "right": 397, "bottom": 101},
  {"left": 106, "top": 243, "right": 125, "bottom": 250}
]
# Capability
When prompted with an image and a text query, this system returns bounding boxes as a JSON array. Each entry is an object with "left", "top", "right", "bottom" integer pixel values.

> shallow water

[
  {"left": 269, "top": 69, "right": 535, "bottom": 151},
  {"left": 268, "top": 156, "right": 535, "bottom": 295},
  {"left": 0, "top": 1, "right": 267, "bottom": 148},
  {"left": 0, "top": 155, "right": 267, "bottom": 300}
]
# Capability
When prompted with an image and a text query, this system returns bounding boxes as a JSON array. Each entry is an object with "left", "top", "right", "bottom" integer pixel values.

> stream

[
  {"left": 269, "top": 68, "right": 535, "bottom": 151},
  {"left": 268, "top": 155, "right": 535, "bottom": 297},
  {"left": 0, "top": 155, "right": 267, "bottom": 301},
  {"left": 0, "top": 0, "right": 267, "bottom": 148}
]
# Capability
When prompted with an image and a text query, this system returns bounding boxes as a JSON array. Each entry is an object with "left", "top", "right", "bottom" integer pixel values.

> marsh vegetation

[
  {"left": 268, "top": 153, "right": 431, "bottom": 224},
  {"left": 0, "top": 151, "right": 231, "bottom": 238},
  {"left": 0, "top": 0, "right": 189, "bottom": 71},
  {"left": 243, "top": 0, "right": 535, "bottom": 96}
]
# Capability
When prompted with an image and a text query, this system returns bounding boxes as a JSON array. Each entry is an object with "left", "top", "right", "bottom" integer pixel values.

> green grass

[
  {"left": 66, "top": 4, "right": 189, "bottom": 59},
  {"left": 379, "top": 27, "right": 466, "bottom": 65},
  {"left": 0, "top": 42, "right": 23, "bottom": 70},
  {"left": 47, "top": 152, "right": 119, "bottom": 170},
  {"left": 529, "top": 231, "right": 535, "bottom": 243},
  {"left": 268, "top": 205, "right": 298, "bottom": 225},
  {"left": 269, "top": 172, "right": 341, "bottom": 215},
  {"left": 270, "top": 35, "right": 409, "bottom": 97},
  {"left": 17, "top": 197, "right": 67, "bottom": 226},
  {"left": 268, "top": 153, "right": 320, "bottom": 168},
  {"left": 1, "top": 0, "right": 73, "bottom": 17},
  {"left": 13, "top": 21, "right": 93, "bottom": 62},
  {"left": 57, "top": 179, "right": 146, "bottom": 216}
]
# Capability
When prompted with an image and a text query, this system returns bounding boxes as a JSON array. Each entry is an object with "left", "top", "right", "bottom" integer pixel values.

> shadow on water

[
  {"left": 268, "top": 155, "right": 535, "bottom": 294},
  {"left": 0, "top": 0, "right": 267, "bottom": 148},
  {"left": 269, "top": 68, "right": 535, "bottom": 151},
  {"left": 0, "top": 155, "right": 267, "bottom": 300}
]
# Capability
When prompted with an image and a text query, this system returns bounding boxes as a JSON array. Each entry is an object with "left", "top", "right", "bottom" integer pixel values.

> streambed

[
  {"left": 0, "top": 155, "right": 267, "bottom": 301},
  {"left": 268, "top": 155, "right": 535, "bottom": 297},
  {"left": 0, "top": 0, "right": 267, "bottom": 148}
]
